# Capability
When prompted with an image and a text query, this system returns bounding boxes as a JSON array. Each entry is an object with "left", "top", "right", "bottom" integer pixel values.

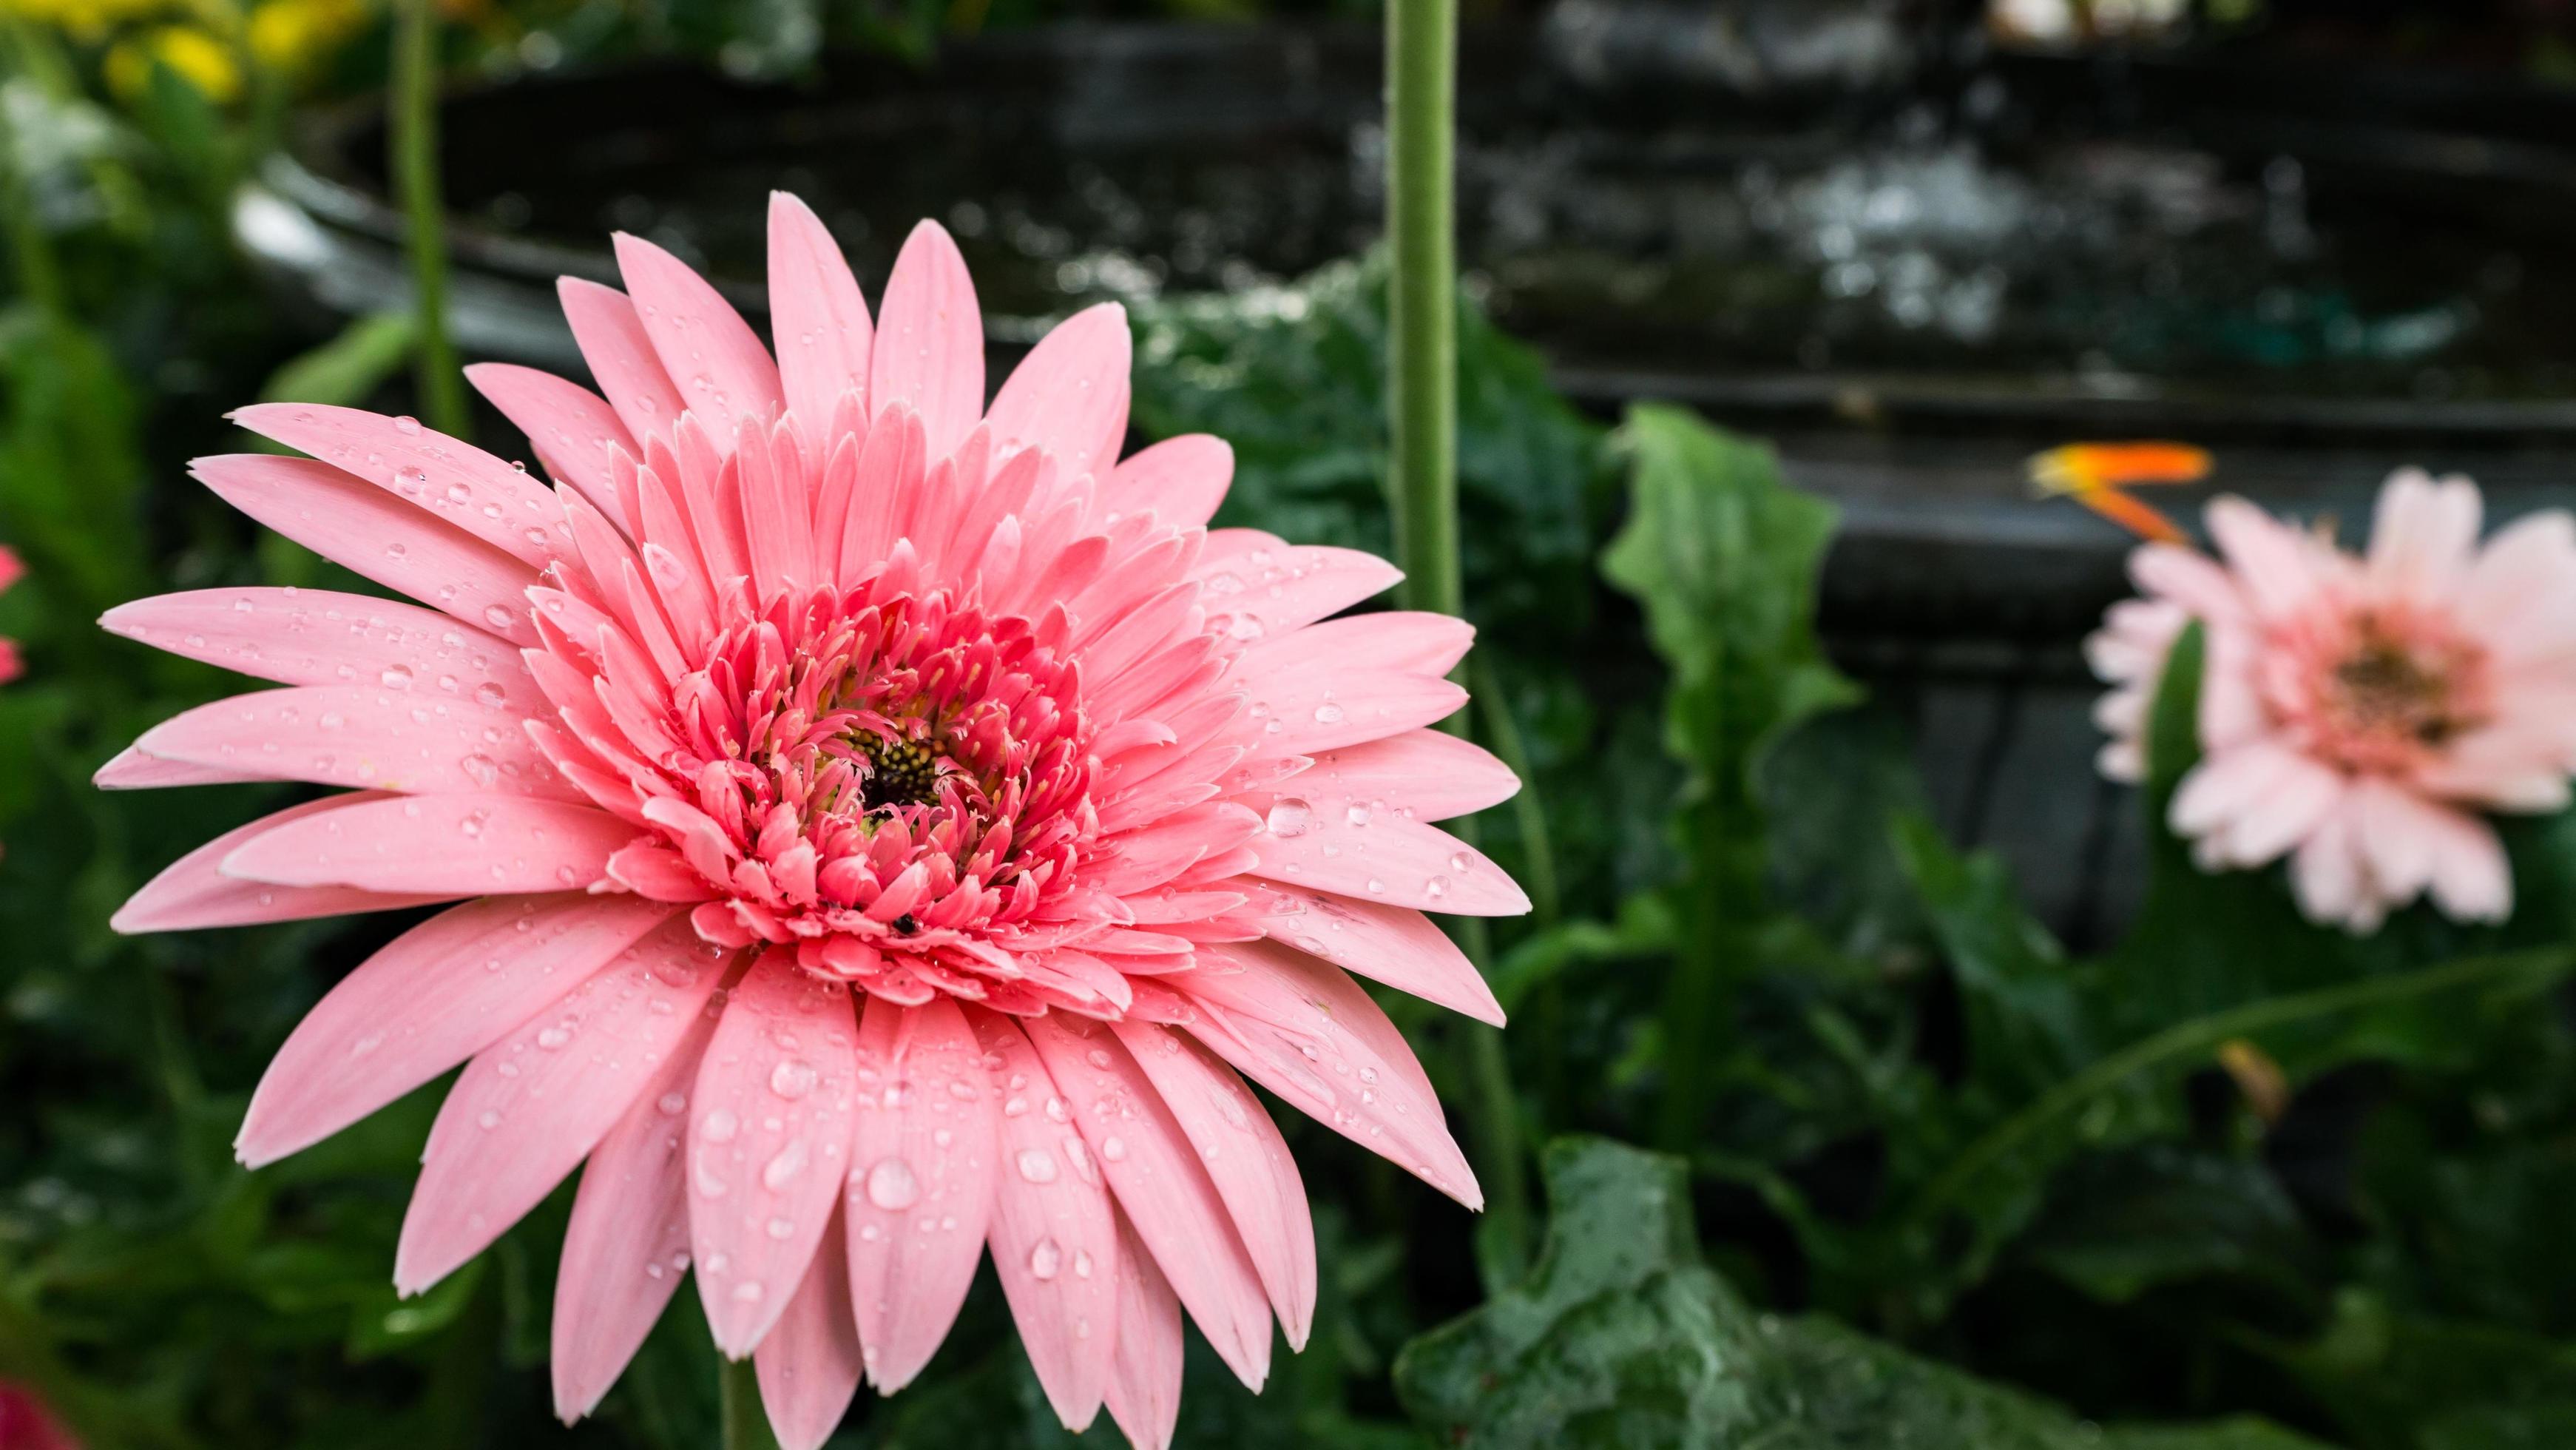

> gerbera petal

[
  {"left": 1106, "top": 434, "right": 1232, "bottom": 530},
  {"left": 91, "top": 746, "right": 265, "bottom": 790},
  {"left": 1024, "top": 1014, "right": 1274, "bottom": 1390},
  {"left": 868, "top": 220, "right": 984, "bottom": 459},
  {"left": 560, "top": 278, "right": 691, "bottom": 443},
  {"left": 963, "top": 1008, "right": 1118, "bottom": 1432},
  {"left": 2290, "top": 798, "right": 2367, "bottom": 930},
  {"left": 1106, "top": 1018, "right": 1316, "bottom": 1348},
  {"left": 2423, "top": 806, "right": 2514, "bottom": 922},
  {"left": 842, "top": 994, "right": 998, "bottom": 1392},
  {"left": 753, "top": 1203, "right": 866, "bottom": 1450},
  {"left": 552, "top": 966, "right": 728, "bottom": 1422},
  {"left": 1242, "top": 886, "right": 1504, "bottom": 1027},
  {"left": 1102, "top": 1208, "right": 1183, "bottom": 1450},
  {"left": 101, "top": 588, "right": 532, "bottom": 695},
  {"left": 190, "top": 453, "right": 540, "bottom": 645},
  {"left": 220, "top": 793, "right": 636, "bottom": 895},
  {"left": 465, "top": 362, "right": 638, "bottom": 531},
  {"left": 234, "top": 893, "right": 675, "bottom": 1166},
  {"left": 688, "top": 951, "right": 862, "bottom": 1358},
  {"left": 112, "top": 792, "right": 459, "bottom": 934},
  {"left": 131, "top": 684, "right": 574, "bottom": 799},
  {"left": 612, "top": 232, "right": 785, "bottom": 434},
  {"left": 766, "top": 191, "right": 876, "bottom": 440},
  {"left": 1182, "top": 940, "right": 1479, "bottom": 1208},
  {"left": 2367, "top": 467, "right": 2481, "bottom": 601},
  {"left": 1244, "top": 810, "right": 1529, "bottom": 916},
  {"left": 229, "top": 403, "right": 569, "bottom": 567},
  {"left": 987, "top": 302, "right": 1131, "bottom": 482},
  {"left": 396, "top": 917, "right": 733, "bottom": 1294}
]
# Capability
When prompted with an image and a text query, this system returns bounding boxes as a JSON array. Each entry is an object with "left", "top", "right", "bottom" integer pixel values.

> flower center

[
  {"left": 630, "top": 578, "right": 1095, "bottom": 968},
  {"left": 2298, "top": 612, "right": 2489, "bottom": 774}
]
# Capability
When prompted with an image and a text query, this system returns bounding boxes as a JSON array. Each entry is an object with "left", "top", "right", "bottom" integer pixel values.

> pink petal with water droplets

[
  {"left": 1242, "top": 886, "right": 1504, "bottom": 1027},
  {"left": 688, "top": 951, "right": 862, "bottom": 1358},
  {"left": 1286, "top": 731, "right": 1518, "bottom": 824},
  {"left": 191, "top": 453, "right": 539, "bottom": 645},
  {"left": 220, "top": 793, "right": 636, "bottom": 895},
  {"left": 987, "top": 303, "right": 1130, "bottom": 480},
  {"left": 1245, "top": 809, "right": 1528, "bottom": 916},
  {"left": 1106, "top": 435, "right": 1231, "bottom": 530},
  {"left": 465, "top": 363, "right": 638, "bottom": 530},
  {"left": 1196, "top": 544, "right": 1401, "bottom": 642},
  {"left": 112, "top": 792, "right": 459, "bottom": 934},
  {"left": 754, "top": 1202, "right": 865, "bottom": 1450},
  {"left": 843, "top": 994, "right": 998, "bottom": 1392},
  {"left": 1024, "top": 1014, "right": 1272, "bottom": 1390},
  {"left": 397, "top": 917, "right": 733, "bottom": 1292},
  {"left": 101, "top": 588, "right": 532, "bottom": 695},
  {"left": 963, "top": 1007, "right": 1116, "bottom": 1432},
  {"left": 1102, "top": 1209, "right": 1182, "bottom": 1450},
  {"left": 1237, "top": 668, "right": 1466, "bottom": 761},
  {"left": 869, "top": 222, "right": 984, "bottom": 459},
  {"left": 1106, "top": 1018, "right": 1316, "bottom": 1351},
  {"left": 1182, "top": 940, "right": 1480, "bottom": 1208},
  {"left": 132, "top": 683, "right": 574, "bottom": 800},
  {"left": 235, "top": 894, "right": 675, "bottom": 1166},
  {"left": 767, "top": 192, "right": 875, "bottom": 437},
  {"left": 229, "top": 403, "right": 567, "bottom": 567},
  {"left": 551, "top": 970, "right": 729, "bottom": 1422},
  {"left": 92, "top": 746, "right": 266, "bottom": 790},
  {"left": 1243, "top": 611, "right": 1474, "bottom": 679},
  {"left": 613, "top": 233, "right": 785, "bottom": 434},
  {"left": 561, "top": 278, "right": 690, "bottom": 442}
]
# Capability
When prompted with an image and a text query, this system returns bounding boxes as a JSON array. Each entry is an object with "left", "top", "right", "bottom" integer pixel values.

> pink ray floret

[
  {"left": 2089, "top": 470, "right": 2576, "bottom": 932},
  {"left": 99, "top": 192, "right": 1525, "bottom": 1448}
]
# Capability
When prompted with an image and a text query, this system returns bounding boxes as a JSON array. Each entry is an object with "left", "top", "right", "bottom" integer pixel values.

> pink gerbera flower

[
  {"left": 99, "top": 194, "right": 1524, "bottom": 1447},
  {"left": 0, "top": 544, "right": 25, "bottom": 686},
  {"left": 2089, "top": 469, "right": 2576, "bottom": 931}
]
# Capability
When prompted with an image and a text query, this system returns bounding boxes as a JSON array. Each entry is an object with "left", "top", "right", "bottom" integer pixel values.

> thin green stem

[
  {"left": 1907, "top": 946, "right": 2573, "bottom": 1224},
  {"left": 390, "top": 0, "right": 467, "bottom": 436},
  {"left": 718, "top": 1355, "right": 780, "bottom": 1450},
  {"left": 1387, "top": 0, "right": 1458, "bottom": 626},
  {"left": 1387, "top": 0, "right": 1526, "bottom": 1285},
  {"left": 1470, "top": 658, "right": 1560, "bottom": 931}
]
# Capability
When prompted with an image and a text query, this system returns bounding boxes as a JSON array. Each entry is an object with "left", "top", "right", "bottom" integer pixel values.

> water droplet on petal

[
  {"left": 1029, "top": 1238, "right": 1061, "bottom": 1280},
  {"left": 865, "top": 1157, "right": 920, "bottom": 1210},
  {"left": 1015, "top": 1148, "right": 1059, "bottom": 1184},
  {"left": 1265, "top": 798, "right": 1314, "bottom": 838}
]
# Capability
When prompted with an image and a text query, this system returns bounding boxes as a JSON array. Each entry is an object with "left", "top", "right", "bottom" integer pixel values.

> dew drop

[
  {"left": 768, "top": 1059, "right": 819, "bottom": 1100},
  {"left": 1015, "top": 1148, "right": 1059, "bottom": 1184},
  {"left": 1028, "top": 1238, "right": 1062, "bottom": 1280},
  {"left": 761, "top": 1140, "right": 809, "bottom": 1190},
  {"left": 865, "top": 1157, "right": 920, "bottom": 1210},
  {"left": 1265, "top": 798, "right": 1315, "bottom": 839},
  {"left": 393, "top": 415, "right": 422, "bottom": 435},
  {"left": 701, "top": 1108, "right": 740, "bottom": 1144}
]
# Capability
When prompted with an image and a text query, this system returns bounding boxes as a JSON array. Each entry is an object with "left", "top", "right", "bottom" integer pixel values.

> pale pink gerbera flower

[
  {"left": 2089, "top": 469, "right": 2576, "bottom": 931},
  {"left": 98, "top": 193, "right": 1524, "bottom": 1447}
]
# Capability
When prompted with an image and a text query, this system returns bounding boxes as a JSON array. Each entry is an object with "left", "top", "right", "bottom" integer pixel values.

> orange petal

[
  {"left": 2075, "top": 486, "right": 2189, "bottom": 544},
  {"left": 2029, "top": 442, "right": 2214, "bottom": 495}
]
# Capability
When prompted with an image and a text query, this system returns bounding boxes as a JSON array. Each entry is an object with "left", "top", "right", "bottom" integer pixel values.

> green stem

[
  {"left": 718, "top": 1355, "right": 780, "bottom": 1450},
  {"left": 1387, "top": 0, "right": 1458, "bottom": 625},
  {"left": 1472, "top": 656, "right": 1567, "bottom": 1119},
  {"left": 1908, "top": 946, "right": 2573, "bottom": 1224},
  {"left": 1387, "top": 0, "right": 1526, "bottom": 1284},
  {"left": 390, "top": 0, "right": 467, "bottom": 436}
]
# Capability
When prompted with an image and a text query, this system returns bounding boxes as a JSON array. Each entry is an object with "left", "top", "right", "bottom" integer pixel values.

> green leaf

[
  {"left": 1394, "top": 1136, "right": 2327, "bottom": 1449},
  {"left": 1600, "top": 403, "right": 1859, "bottom": 1147},
  {"left": 258, "top": 310, "right": 418, "bottom": 413},
  {"left": 346, "top": 1258, "right": 486, "bottom": 1360}
]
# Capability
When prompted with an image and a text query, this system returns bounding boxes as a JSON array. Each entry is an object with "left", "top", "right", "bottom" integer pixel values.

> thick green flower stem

[
  {"left": 1386, "top": 0, "right": 1531, "bottom": 1286},
  {"left": 719, "top": 1355, "right": 781, "bottom": 1450},
  {"left": 390, "top": 0, "right": 468, "bottom": 438}
]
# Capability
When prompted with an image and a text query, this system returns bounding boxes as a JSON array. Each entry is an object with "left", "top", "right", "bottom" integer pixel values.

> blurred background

[{"left": 10, "top": 1, "right": 2576, "bottom": 1446}]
